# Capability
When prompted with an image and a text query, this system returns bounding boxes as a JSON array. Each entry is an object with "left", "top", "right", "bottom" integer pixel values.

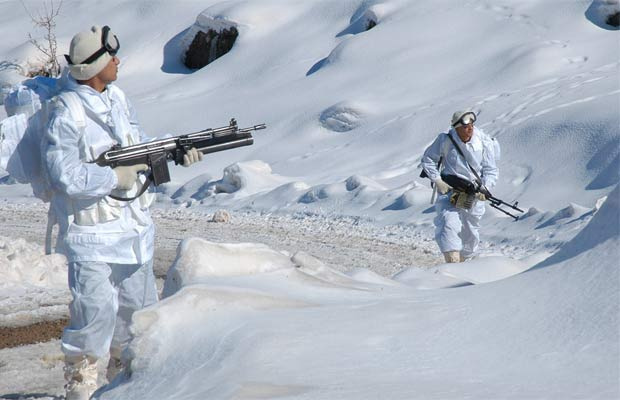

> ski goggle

[
  {"left": 452, "top": 111, "right": 477, "bottom": 127},
  {"left": 65, "top": 26, "right": 120, "bottom": 65}
]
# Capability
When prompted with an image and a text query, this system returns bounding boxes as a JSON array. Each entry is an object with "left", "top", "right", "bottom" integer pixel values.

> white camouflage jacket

[
  {"left": 421, "top": 126, "right": 499, "bottom": 189},
  {"left": 43, "top": 76, "right": 154, "bottom": 264}
]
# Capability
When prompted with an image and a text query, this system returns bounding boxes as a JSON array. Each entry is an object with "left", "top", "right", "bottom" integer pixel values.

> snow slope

[
  {"left": 1, "top": 0, "right": 617, "bottom": 215},
  {"left": 2, "top": 0, "right": 616, "bottom": 262},
  {"left": 96, "top": 186, "right": 619, "bottom": 399}
]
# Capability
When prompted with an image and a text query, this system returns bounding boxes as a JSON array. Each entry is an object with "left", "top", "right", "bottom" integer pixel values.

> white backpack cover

[
  {"left": 0, "top": 71, "right": 85, "bottom": 201},
  {"left": 0, "top": 71, "right": 87, "bottom": 254}
]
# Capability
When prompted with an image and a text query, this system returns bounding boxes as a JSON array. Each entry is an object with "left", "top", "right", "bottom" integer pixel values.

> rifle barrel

[
  {"left": 197, "top": 137, "right": 254, "bottom": 154},
  {"left": 94, "top": 122, "right": 265, "bottom": 167},
  {"left": 489, "top": 203, "right": 520, "bottom": 221},
  {"left": 489, "top": 196, "right": 524, "bottom": 213}
]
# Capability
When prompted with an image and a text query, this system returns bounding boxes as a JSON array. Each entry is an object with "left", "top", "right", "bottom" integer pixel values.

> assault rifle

[
  {"left": 442, "top": 174, "right": 524, "bottom": 221},
  {"left": 93, "top": 118, "right": 265, "bottom": 200}
]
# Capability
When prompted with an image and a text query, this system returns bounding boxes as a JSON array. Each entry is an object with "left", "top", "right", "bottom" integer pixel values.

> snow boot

[
  {"left": 64, "top": 355, "right": 98, "bottom": 400},
  {"left": 443, "top": 251, "right": 461, "bottom": 263},
  {"left": 106, "top": 348, "right": 124, "bottom": 382}
]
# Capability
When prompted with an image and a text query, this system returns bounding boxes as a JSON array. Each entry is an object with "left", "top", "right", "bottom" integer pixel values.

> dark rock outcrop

[{"left": 184, "top": 27, "right": 239, "bottom": 69}]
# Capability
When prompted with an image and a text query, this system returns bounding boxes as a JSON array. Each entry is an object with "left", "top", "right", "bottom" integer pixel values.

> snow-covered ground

[
  {"left": 99, "top": 186, "right": 620, "bottom": 400},
  {"left": 0, "top": 0, "right": 618, "bottom": 399}
]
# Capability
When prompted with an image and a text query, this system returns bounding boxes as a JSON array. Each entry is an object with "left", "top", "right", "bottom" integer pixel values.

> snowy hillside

[
  {"left": 95, "top": 186, "right": 619, "bottom": 400},
  {"left": 0, "top": 0, "right": 618, "bottom": 399},
  {"left": 1, "top": 0, "right": 617, "bottom": 216}
]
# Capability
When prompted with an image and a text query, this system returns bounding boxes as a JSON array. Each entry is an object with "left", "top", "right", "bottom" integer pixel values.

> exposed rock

[
  {"left": 211, "top": 209, "right": 231, "bottom": 223},
  {"left": 0, "top": 318, "right": 68, "bottom": 349},
  {"left": 184, "top": 27, "right": 239, "bottom": 69}
]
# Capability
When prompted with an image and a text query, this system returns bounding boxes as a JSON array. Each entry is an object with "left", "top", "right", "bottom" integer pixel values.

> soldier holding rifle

[
  {"left": 43, "top": 25, "right": 204, "bottom": 399},
  {"left": 420, "top": 110, "right": 501, "bottom": 264}
]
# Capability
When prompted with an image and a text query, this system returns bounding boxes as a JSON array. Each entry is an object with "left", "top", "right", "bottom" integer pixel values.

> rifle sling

[
  {"left": 446, "top": 133, "right": 484, "bottom": 188},
  {"left": 108, "top": 175, "right": 152, "bottom": 202}
]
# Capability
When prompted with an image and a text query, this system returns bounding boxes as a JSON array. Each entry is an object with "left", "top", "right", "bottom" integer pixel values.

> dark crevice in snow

[
  {"left": 606, "top": 11, "right": 620, "bottom": 26},
  {"left": 337, "top": 6, "right": 380, "bottom": 37}
]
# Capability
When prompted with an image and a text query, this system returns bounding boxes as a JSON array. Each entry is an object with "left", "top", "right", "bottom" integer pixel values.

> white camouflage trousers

[
  {"left": 433, "top": 194, "right": 486, "bottom": 259},
  {"left": 61, "top": 260, "right": 159, "bottom": 360}
]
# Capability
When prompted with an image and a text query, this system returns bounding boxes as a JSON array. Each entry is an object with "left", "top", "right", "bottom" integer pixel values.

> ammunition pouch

[
  {"left": 449, "top": 189, "right": 476, "bottom": 210},
  {"left": 72, "top": 197, "right": 123, "bottom": 226}
]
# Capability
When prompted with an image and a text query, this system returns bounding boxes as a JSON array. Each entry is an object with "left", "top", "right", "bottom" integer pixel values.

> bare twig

[{"left": 20, "top": 0, "right": 63, "bottom": 77}]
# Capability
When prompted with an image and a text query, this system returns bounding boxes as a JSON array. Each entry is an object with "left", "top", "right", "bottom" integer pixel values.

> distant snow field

[{"left": 0, "top": 0, "right": 618, "bottom": 399}]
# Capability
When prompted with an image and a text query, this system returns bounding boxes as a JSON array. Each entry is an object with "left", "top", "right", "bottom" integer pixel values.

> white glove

[
  {"left": 183, "top": 147, "right": 203, "bottom": 167},
  {"left": 114, "top": 164, "right": 148, "bottom": 190},
  {"left": 433, "top": 178, "right": 451, "bottom": 195}
]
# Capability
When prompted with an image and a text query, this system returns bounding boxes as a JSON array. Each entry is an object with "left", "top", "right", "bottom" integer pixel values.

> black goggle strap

[{"left": 65, "top": 26, "right": 119, "bottom": 65}]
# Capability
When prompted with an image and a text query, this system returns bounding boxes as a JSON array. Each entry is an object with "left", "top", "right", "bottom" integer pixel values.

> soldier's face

[
  {"left": 456, "top": 123, "right": 474, "bottom": 143},
  {"left": 98, "top": 56, "right": 119, "bottom": 84}
]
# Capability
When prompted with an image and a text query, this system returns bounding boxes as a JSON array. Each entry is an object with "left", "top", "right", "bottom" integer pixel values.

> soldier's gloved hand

[
  {"left": 114, "top": 164, "right": 148, "bottom": 190},
  {"left": 433, "top": 178, "right": 451, "bottom": 195},
  {"left": 183, "top": 147, "right": 203, "bottom": 167},
  {"left": 476, "top": 192, "right": 487, "bottom": 201}
]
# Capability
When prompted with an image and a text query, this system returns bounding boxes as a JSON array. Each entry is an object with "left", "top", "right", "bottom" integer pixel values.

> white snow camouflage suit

[
  {"left": 43, "top": 74, "right": 158, "bottom": 359},
  {"left": 420, "top": 127, "right": 499, "bottom": 259}
]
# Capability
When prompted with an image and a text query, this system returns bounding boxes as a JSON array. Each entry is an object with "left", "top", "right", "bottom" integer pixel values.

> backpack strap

[
  {"left": 420, "top": 133, "right": 451, "bottom": 180},
  {"left": 439, "top": 132, "right": 452, "bottom": 165},
  {"left": 107, "top": 85, "right": 129, "bottom": 113},
  {"left": 44, "top": 91, "right": 86, "bottom": 254},
  {"left": 44, "top": 204, "right": 57, "bottom": 255},
  {"left": 57, "top": 91, "right": 87, "bottom": 130}
]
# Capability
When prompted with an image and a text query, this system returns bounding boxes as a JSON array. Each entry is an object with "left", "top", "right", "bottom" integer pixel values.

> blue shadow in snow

[
  {"left": 422, "top": 206, "right": 435, "bottom": 214},
  {"left": 161, "top": 28, "right": 194, "bottom": 74},
  {"left": 336, "top": 16, "right": 373, "bottom": 37},
  {"left": 535, "top": 209, "right": 594, "bottom": 230},
  {"left": 306, "top": 57, "right": 329, "bottom": 76},
  {"left": 585, "top": 136, "right": 620, "bottom": 190},
  {"left": 529, "top": 185, "right": 619, "bottom": 272},
  {"left": 584, "top": 2, "right": 619, "bottom": 30}
]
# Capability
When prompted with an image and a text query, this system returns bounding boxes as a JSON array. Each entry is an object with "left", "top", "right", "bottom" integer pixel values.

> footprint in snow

[{"left": 563, "top": 56, "right": 589, "bottom": 64}]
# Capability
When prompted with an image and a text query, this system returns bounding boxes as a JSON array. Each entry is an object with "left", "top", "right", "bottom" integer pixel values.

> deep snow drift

[
  {"left": 96, "top": 186, "right": 619, "bottom": 399},
  {"left": 0, "top": 237, "right": 68, "bottom": 328}
]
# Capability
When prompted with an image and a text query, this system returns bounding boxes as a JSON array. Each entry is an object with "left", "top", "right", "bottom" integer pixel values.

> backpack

[
  {"left": 481, "top": 130, "right": 501, "bottom": 161},
  {"left": 1, "top": 71, "right": 86, "bottom": 254},
  {"left": 418, "top": 133, "right": 451, "bottom": 181},
  {"left": 0, "top": 71, "right": 86, "bottom": 201}
]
